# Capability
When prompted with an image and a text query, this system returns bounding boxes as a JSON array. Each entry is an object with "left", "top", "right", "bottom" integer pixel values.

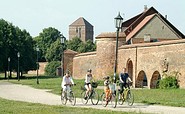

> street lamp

[
  {"left": 113, "top": 12, "right": 123, "bottom": 83},
  {"left": 60, "top": 34, "right": 66, "bottom": 77},
  {"left": 8, "top": 57, "right": 10, "bottom": 81},
  {"left": 17, "top": 52, "right": 20, "bottom": 81},
  {"left": 36, "top": 46, "right": 39, "bottom": 84}
]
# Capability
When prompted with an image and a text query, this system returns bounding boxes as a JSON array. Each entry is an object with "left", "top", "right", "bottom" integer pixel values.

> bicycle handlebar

[{"left": 64, "top": 83, "right": 76, "bottom": 86}]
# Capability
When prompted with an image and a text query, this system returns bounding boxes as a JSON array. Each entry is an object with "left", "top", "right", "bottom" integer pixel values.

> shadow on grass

[
  {"left": 141, "top": 100, "right": 161, "bottom": 105},
  {"left": 0, "top": 75, "right": 60, "bottom": 80}
]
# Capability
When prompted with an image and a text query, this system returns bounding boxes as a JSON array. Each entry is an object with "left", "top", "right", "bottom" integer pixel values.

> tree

[
  {"left": 67, "top": 37, "right": 96, "bottom": 53},
  {"left": 67, "top": 37, "right": 83, "bottom": 52},
  {"left": 45, "top": 39, "right": 66, "bottom": 62},
  {"left": 0, "top": 19, "right": 37, "bottom": 78},
  {"left": 45, "top": 61, "right": 61, "bottom": 76},
  {"left": 35, "top": 27, "right": 62, "bottom": 61},
  {"left": 78, "top": 39, "right": 96, "bottom": 53}
]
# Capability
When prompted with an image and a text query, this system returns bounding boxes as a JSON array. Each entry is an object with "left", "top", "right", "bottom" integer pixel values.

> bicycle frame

[
  {"left": 61, "top": 85, "right": 76, "bottom": 106},
  {"left": 118, "top": 83, "right": 134, "bottom": 106},
  {"left": 81, "top": 85, "right": 99, "bottom": 105},
  {"left": 101, "top": 83, "right": 117, "bottom": 108}
]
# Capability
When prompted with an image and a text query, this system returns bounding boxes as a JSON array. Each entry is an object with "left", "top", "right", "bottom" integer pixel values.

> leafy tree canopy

[
  {"left": 67, "top": 37, "right": 96, "bottom": 53},
  {"left": 0, "top": 19, "right": 36, "bottom": 74},
  {"left": 45, "top": 39, "right": 66, "bottom": 62},
  {"left": 35, "top": 27, "right": 62, "bottom": 61}
]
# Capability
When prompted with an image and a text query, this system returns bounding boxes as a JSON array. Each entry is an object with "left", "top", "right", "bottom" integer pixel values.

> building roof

[
  {"left": 69, "top": 17, "right": 93, "bottom": 27},
  {"left": 122, "top": 7, "right": 185, "bottom": 42},
  {"left": 96, "top": 32, "right": 126, "bottom": 39}
]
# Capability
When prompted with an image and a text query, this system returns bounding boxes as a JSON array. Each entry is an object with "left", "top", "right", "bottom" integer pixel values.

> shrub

[
  {"left": 45, "top": 61, "right": 61, "bottom": 76},
  {"left": 159, "top": 71, "right": 180, "bottom": 89},
  {"left": 109, "top": 73, "right": 119, "bottom": 83}
]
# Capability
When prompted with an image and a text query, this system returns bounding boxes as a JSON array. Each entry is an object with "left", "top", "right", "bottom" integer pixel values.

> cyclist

[
  {"left": 119, "top": 68, "right": 132, "bottom": 99},
  {"left": 84, "top": 69, "right": 94, "bottom": 99},
  {"left": 61, "top": 71, "right": 74, "bottom": 96},
  {"left": 103, "top": 76, "right": 111, "bottom": 104}
]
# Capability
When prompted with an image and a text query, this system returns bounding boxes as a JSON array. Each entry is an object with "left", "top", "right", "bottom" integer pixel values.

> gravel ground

[{"left": 0, "top": 81, "right": 185, "bottom": 114}]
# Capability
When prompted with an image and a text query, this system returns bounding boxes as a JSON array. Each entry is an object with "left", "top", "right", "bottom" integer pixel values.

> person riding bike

[
  {"left": 61, "top": 71, "right": 75, "bottom": 96},
  {"left": 119, "top": 68, "right": 132, "bottom": 99},
  {"left": 103, "top": 76, "right": 111, "bottom": 104},
  {"left": 84, "top": 69, "right": 94, "bottom": 99}
]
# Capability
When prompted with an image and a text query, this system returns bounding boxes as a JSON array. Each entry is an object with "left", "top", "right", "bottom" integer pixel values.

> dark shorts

[{"left": 85, "top": 83, "right": 91, "bottom": 85}]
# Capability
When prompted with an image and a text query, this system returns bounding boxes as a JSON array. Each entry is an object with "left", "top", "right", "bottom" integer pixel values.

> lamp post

[
  {"left": 8, "top": 57, "right": 10, "bottom": 81},
  {"left": 60, "top": 34, "right": 66, "bottom": 77},
  {"left": 17, "top": 52, "right": 20, "bottom": 81},
  {"left": 36, "top": 46, "right": 39, "bottom": 84},
  {"left": 113, "top": 12, "right": 123, "bottom": 83}
]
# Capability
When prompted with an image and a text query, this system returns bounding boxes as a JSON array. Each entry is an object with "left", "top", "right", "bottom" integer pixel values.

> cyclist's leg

[
  {"left": 104, "top": 87, "right": 109, "bottom": 101},
  {"left": 85, "top": 84, "right": 90, "bottom": 98},
  {"left": 62, "top": 86, "right": 67, "bottom": 98},
  {"left": 119, "top": 83, "right": 124, "bottom": 99}
]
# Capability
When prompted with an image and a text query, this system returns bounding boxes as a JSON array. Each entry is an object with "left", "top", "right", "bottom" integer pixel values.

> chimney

[
  {"left": 165, "top": 15, "right": 167, "bottom": 20},
  {"left": 144, "top": 5, "right": 148, "bottom": 12}
]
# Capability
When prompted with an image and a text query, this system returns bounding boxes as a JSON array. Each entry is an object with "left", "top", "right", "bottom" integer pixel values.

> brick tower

[{"left": 69, "top": 17, "right": 93, "bottom": 42}]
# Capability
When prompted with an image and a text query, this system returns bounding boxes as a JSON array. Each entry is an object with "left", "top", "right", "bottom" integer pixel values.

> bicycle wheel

[
  {"left": 118, "top": 92, "right": 124, "bottom": 105},
  {"left": 101, "top": 93, "right": 107, "bottom": 107},
  {"left": 110, "top": 93, "right": 117, "bottom": 108},
  {"left": 81, "top": 91, "right": 88, "bottom": 104},
  {"left": 69, "top": 92, "right": 76, "bottom": 106},
  {"left": 126, "top": 90, "right": 134, "bottom": 106},
  {"left": 91, "top": 91, "right": 99, "bottom": 105},
  {"left": 61, "top": 91, "right": 67, "bottom": 105}
]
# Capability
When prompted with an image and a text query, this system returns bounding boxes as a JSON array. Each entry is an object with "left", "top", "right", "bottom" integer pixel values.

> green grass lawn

[
  {"left": 0, "top": 98, "right": 136, "bottom": 114},
  {"left": 1, "top": 75, "right": 185, "bottom": 107}
]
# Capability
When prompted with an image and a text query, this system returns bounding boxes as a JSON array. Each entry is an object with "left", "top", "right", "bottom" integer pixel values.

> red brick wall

[
  {"left": 73, "top": 52, "right": 97, "bottom": 79},
  {"left": 72, "top": 32, "right": 185, "bottom": 88}
]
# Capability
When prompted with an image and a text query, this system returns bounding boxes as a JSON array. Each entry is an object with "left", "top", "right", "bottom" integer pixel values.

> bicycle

[
  {"left": 118, "top": 82, "right": 134, "bottom": 106},
  {"left": 101, "top": 83, "right": 117, "bottom": 108},
  {"left": 81, "top": 82, "right": 99, "bottom": 105},
  {"left": 61, "top": 84, "right": 76, "bottom": 106}
]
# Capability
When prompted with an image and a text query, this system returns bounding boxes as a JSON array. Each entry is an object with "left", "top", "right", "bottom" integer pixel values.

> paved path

[{"left": 0, "top": 81, "right": 185, "bottom": 114}]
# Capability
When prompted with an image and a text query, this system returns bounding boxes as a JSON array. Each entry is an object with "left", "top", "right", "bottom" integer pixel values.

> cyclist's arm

[
  {"left": 61, "top": 77, "right": 66, "bottom": 87},
  {"left": 119, "top": 73, "right": 124, "bottom": 83},
  {"left": 70, "top": 77, "right": 75, "bottom": 85},
  {"left": 128, "top": 77, "right": 132, "bottom": 83}
]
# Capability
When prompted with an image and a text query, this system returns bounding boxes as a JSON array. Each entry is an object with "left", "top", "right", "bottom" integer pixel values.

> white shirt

[
  {"left": 61, "top": 76, "right": 74, "bottom": 88},
  {"left": 85, "top": 74, "right": 92, "bottom": 83}
]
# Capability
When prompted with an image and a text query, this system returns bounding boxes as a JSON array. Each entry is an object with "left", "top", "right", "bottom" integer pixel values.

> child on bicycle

[
  {"left": 61, "top": 71, "right": 74, "bottom": 96},
  {"left": 103, "top": 76, "right": 111, "bottom": 103}
]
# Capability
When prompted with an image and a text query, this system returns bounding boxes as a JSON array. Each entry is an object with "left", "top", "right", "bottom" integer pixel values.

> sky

[{"left": 0, "top": 0, "right": 185, "bottom": 39}]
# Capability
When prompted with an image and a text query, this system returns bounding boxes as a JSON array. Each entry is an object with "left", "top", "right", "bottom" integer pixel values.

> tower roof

[{"left": 69, "top": 17, "right": 93, "bottom": 27}]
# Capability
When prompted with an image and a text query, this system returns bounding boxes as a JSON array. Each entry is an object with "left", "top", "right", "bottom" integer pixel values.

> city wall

[{"left": 72, "top": 32, "right": 185, "bottom": 88}]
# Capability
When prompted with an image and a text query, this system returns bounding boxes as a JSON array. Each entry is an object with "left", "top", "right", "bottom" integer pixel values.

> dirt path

[{"left": 0, "top": 81, "right": 185, "bottom": 114}]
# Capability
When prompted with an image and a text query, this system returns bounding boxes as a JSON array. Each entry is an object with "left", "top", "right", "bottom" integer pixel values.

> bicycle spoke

[
  {"left": 61, "top": 92, "right": 67, "bottom": 105},
  {"left": 111, "top": 94, "right": 117, "bottom": 108},
  {"left": 91, "top": 91, "right": 99, "bottom": 105},
  {"left": 118, "top": 93, "right": 124, "bottom": 105},
  {"left": 126, "top": 91, "right": 134, "bottom": 106},
  {"left": 69, "top": 92, "right": 76, "bottom": 106},
  {"left": 101, "top": 93, "right": 107, "bottom": 107},
  {"left": 81, "top": 91, "right": 88, "bottom": 104}
]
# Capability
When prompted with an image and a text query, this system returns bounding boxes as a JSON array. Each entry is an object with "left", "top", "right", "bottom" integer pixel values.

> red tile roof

[
  {"left": 122, "top": 7, "right": 185, "bottom": 42},
  {"left": 126, "top": 14, "right": 155, "bottom": 41}
]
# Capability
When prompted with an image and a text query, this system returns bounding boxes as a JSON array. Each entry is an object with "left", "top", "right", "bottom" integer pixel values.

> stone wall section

[
  {"left": 72, "top": 31, "right": 185, "bottom": 88},
  {"left": 73, "top": 52, "right": 97, "bottom": 79},
  {"left": 28, "top": 62, "right": 47, "bottom": 75}
]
